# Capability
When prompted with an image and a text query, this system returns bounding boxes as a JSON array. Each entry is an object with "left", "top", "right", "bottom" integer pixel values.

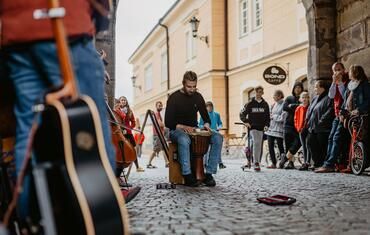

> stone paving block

[{"left": 127, "top": 157, "right": 370, "bottom": 234}]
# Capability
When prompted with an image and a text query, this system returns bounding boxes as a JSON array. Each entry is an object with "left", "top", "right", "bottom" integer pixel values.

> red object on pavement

[
  {"left": 257, "top": 195, "right": 296, "bottom": 206},
  {"left": 121, "top": 186, "right": 141, "bottom": 204}
]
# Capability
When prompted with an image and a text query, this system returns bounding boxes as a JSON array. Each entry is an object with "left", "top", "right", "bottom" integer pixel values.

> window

[
  {"left": 144, "top": 64, "right": 152, "bottom": 91},
  {"left": 186, "top": 31, "right": 197, "bottom": 61},
  {"left": 240, "top": 0, "right": 249, "bottom": 36},
  {"left": 253, "top": 0, "right": 262, "bottom": 29},
  {"left": 161, "top": 52, "right": 168, "bottom": 82}
]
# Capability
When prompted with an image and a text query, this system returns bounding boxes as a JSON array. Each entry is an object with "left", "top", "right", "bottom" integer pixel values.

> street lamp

[
  {"left": 189, "top": 16, "right": 209, "bottom": 46},
  {"left": 131, "top": 75, "right": 142, "bottom": 90}
]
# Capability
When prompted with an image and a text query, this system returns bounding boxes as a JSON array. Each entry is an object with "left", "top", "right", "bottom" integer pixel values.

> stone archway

[
  {"left": 302, "top": 0, "right": 370, "bottom": 96},
  {"left": 302, "top": 0, "right": 336, "bottom": 95}
]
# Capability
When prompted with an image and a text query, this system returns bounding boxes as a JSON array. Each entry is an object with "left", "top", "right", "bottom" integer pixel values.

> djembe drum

[{"left": 188, "top": 130, "right": 211, "bottom": 182}]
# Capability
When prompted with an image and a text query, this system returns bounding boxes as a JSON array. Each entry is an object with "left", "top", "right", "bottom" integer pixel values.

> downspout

[
  {"left": 159, "top": 19, "right": 170, "bottom": 97},
  {"left": 224, "top": 0, "right": 229, "bottom": 134}
]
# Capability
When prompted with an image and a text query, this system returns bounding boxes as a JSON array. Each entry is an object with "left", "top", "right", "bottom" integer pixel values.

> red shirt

[
  {"left": 115, "top": 108, "right": 136, "bottom": 135},
  {"left": 0, "top": 0, "right": 94, "bottom": 46},
  {"left": 294, "top": 105, "right": 308, "bottom": 133},
  {"left": 153, "top": 111, "right": 165, "bottom": 136}
]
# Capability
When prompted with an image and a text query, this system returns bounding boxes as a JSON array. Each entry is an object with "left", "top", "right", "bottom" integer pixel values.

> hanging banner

[{"left": 263, "top": 66, "right": 287, "bottom": 85}]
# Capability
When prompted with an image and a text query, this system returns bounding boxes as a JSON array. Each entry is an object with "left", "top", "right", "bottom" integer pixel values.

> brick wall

[{"left": 337, "top": 0, "right": 370, "bottom": 75}]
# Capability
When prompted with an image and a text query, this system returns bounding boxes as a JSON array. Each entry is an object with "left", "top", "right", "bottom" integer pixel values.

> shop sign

[{"left": 263, "top": 66, "right": 287, "bottom": 85}]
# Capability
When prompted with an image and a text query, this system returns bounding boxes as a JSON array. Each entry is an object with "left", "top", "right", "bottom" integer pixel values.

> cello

[{"left": 106, "top": 103, "right": 137, "bottom": 169}]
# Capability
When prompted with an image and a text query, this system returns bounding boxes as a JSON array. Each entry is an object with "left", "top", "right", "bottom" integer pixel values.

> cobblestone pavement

[{"left": 127, "top": 155, "right": 370, "bottom": 235}]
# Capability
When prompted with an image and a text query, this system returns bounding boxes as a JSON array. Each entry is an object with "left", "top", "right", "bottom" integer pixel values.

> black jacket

[
  {"left": 306, "top": 92, "right": 334, "bottom": 133},
  {"left": 240, "top": 98, "right": 270, "bottom": 131},
  {"left": 283, "top": 82, "right": 304, "bottom": 132}
]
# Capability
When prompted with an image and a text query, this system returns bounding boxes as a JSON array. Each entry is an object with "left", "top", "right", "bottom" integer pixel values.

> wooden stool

[
  {"left": 168, "top": 141, "right": 208, "bottom": 184},
  {"left": 168, "top": 143, "right": 184, "bottom": 184}
]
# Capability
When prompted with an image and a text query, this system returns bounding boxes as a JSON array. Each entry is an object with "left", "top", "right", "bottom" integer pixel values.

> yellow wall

[{"left": 129, "top": 0, "right": 308, "bottom": 152}]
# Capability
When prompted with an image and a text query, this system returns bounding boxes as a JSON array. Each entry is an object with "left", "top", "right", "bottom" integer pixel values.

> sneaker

[
  {"left": 121, "top": 186, "right": 141, "bottom": 203},
  {"left": 183, "top": 174, "right": 199, "bottom": 187},
  {"left": 254, "top": 163, "right": 261, "bottom": 172},
  {"left": 147, "top": 164, "right": 157, "bottom": 169},
  {"left": 278, "top": 155, "right": 288, "bottom": 169},
  {"left": 284, "top": 161, "right": 295, "bottom": 170},
  {"left": 298, "top": 163, "right": 309, "bottom": 171},
  {"left": 266, "top": 164, "right": 277, "bottom": 169},
  {"left": 203, "top": 173, "right": 216, "bottom": 187},
  {"left": 219, "top": 163, "right": 226, "bottom": 169},
  {"left": 136, "top": 167, "right": 145, "bottom": 172},
  {"left": 314, "top": 166, "right": 335, "bottom": 173}
]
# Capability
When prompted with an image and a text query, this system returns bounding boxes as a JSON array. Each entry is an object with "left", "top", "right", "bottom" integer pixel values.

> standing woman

[
  {"left": 306, "top": 81, "right": 334, "bottom": 168},
  {"left": 265, "top": 90, "right": 286, "bottom": 168},
  {"left": 116, "top": 96, "right": 145, "bottom": 172},
  {"left": 280, "top": 82, "right": 304, "bottom": 169}
]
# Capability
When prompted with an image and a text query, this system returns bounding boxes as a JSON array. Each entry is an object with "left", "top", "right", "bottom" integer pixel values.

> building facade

[{"left": 128, "top": 0, "right": 308, "bottom": 151}]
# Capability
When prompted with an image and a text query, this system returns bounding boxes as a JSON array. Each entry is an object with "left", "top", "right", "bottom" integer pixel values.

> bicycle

[{"left": 346, "top": 114, "right": 369, "bottom": 175}]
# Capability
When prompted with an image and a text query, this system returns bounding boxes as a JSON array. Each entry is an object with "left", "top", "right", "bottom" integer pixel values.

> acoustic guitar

[{"left": 32, "top": 0, "right": 129, "bottom": 234}]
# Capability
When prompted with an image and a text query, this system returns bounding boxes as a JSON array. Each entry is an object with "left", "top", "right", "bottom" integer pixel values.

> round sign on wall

[{"left": 263, "top": 66, "right": 287, "bottom": 85}]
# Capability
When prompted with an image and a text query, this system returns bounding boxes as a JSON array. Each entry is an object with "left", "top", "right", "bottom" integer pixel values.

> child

[
  {"left": 240, "top": 86, "right": 270, "bottom": 171},
  {"left": 294, "top": 92, "right": 310, "bottom": 170}
]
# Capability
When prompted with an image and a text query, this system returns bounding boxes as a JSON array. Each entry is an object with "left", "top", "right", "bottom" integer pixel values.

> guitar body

[{"left": 33, "top": 96, "right": 129, "bottom": 235}]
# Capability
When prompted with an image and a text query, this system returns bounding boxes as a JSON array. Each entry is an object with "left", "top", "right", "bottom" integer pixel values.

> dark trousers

[
  {"left": 307, "top": 131, "right": 330, "bottom": 167},
  {"left": 284, "top": 129, "right": 301, "bottom": 155},
  {"left": 323, "top": 118, "right": 350, "bottom": 168},
  {"left": 299, "top": 128, "right": 310, "bottom": 164},
  {"left": 267, "top": 135, "right": 285, "bottom": 165}
]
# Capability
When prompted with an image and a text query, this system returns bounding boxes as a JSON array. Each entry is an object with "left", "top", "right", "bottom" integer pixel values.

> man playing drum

[{"left": 165, "top": 71, "right": 223, "bottom": 187}]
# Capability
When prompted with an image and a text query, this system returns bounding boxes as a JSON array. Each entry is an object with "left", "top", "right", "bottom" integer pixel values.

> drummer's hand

[
  {"left": 203, "top": 123, "right": 211, "bottom": 131},
  {"left": 177, "top": 124, "right": 195, "bottom": 133}
]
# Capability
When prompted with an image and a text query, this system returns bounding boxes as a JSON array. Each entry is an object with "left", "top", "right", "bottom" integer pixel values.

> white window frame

[
  {"left": 253, "top": 0, "right": 262, "bottom": 30},
  {"left": 144, "top": 64, "right": 152, "bottom": 91},
  {"left": 239, "top": 0, "right": 249, "bottom": 37},
  {"left": 185, "top": 30, "right": 197, "bottom": 62},
  {"left": 161, "top": 52, "right": 168, "bottom": 82},
  {"left": 186, "top": 31, "right": 191, "bottom": 61}
]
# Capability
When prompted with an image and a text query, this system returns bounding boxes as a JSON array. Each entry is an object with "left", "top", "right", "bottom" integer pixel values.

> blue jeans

[
  {"left": 5, "top": 39, "right": 115, "bottom": 219},
  {"left": 323, "top": 117, "right": 349, "bottom": 168},
  {"left": 170, "top": 129, "right": 223, "bottom": 175}
]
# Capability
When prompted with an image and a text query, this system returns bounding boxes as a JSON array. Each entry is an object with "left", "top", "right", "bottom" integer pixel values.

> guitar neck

[{"left": 49, "top": 0, "right": 78, "bottom": 99}]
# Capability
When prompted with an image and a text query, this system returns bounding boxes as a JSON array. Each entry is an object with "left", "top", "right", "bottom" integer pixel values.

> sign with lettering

[{"left": 263, "top": 66, "right": 287, "bottom": 85}]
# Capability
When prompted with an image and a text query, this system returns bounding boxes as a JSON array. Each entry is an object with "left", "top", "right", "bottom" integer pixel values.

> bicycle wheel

[{"left": 351, "top": 141, "right": 369, "bottom": 175}]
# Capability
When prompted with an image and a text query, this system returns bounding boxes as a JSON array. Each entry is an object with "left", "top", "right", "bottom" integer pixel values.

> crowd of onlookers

[{"left": 239, "top": 63, "right": 370, "bottom": 173}]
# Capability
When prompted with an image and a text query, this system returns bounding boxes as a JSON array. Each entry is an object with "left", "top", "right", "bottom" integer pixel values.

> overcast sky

[{"left": 115, "top": 0, "right": 176, "bottom": 104}]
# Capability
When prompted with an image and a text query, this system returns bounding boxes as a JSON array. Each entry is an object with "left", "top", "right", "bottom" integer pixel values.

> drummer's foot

[
  {"left": 183, "top": 174, "right": 199, "bottom": 187},
  {"left": 203, "top": 173, "right": 216, "bottom": 187}
]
